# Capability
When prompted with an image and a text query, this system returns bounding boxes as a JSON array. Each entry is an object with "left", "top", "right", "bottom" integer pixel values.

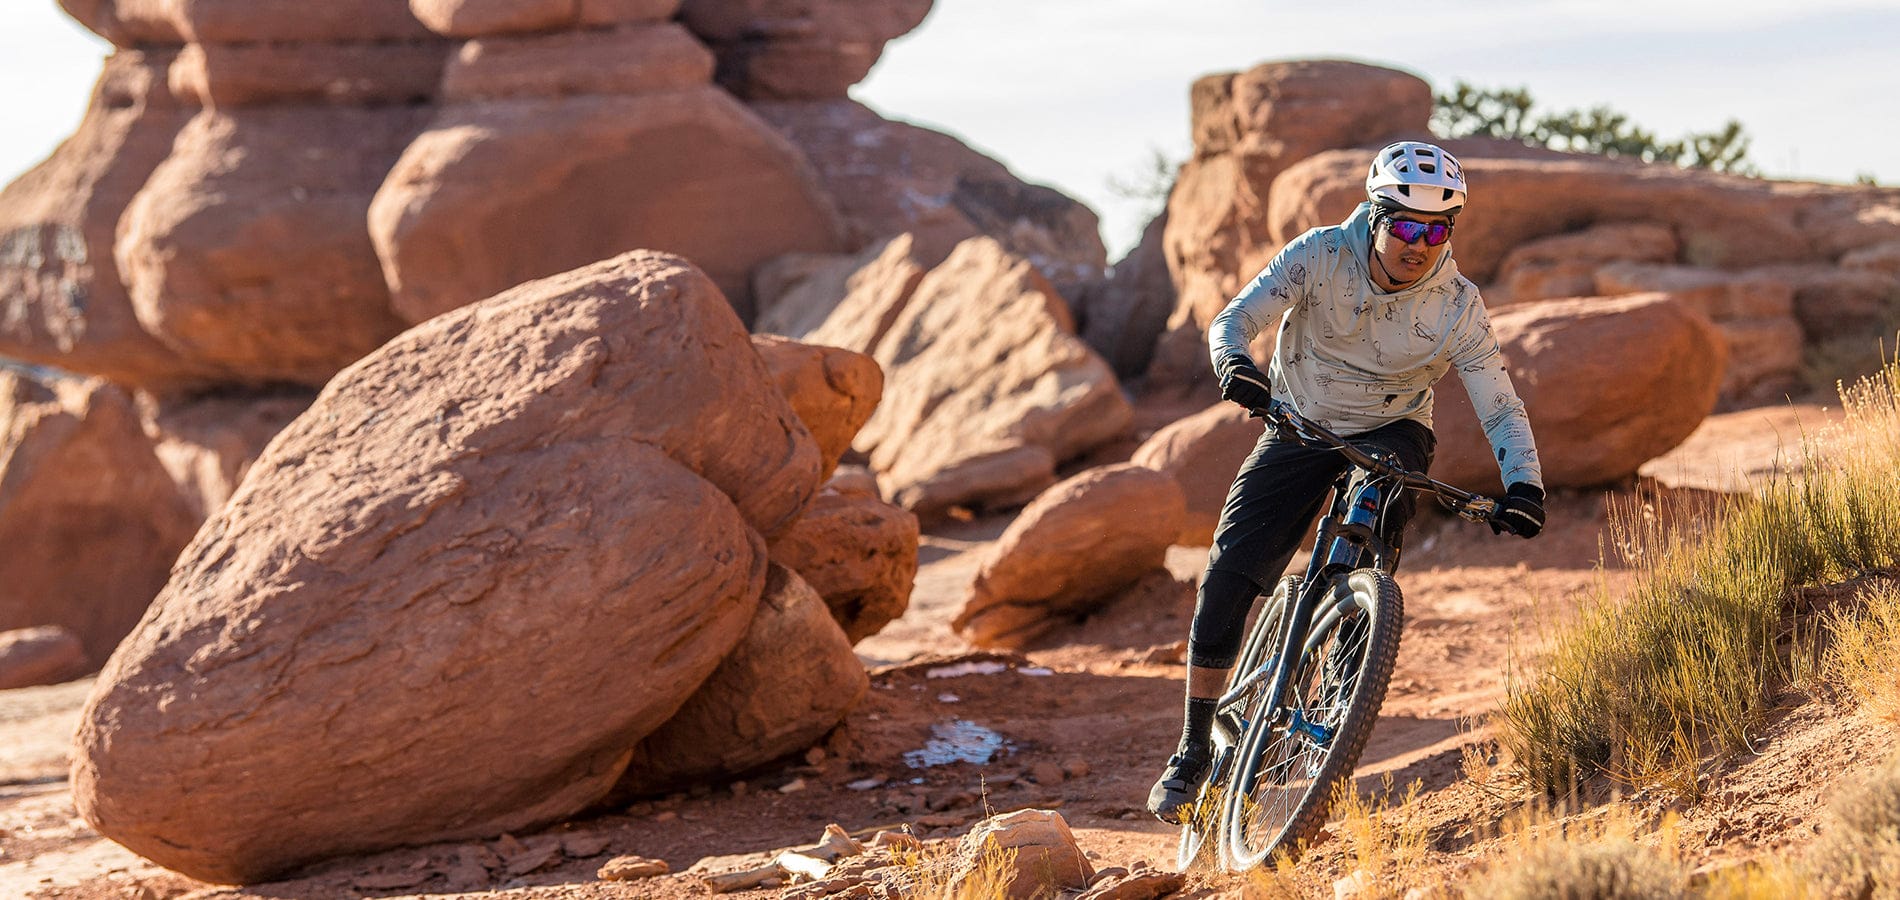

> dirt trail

[{"left": 1, "top": 401, "right": 1883, "bottom": 899}]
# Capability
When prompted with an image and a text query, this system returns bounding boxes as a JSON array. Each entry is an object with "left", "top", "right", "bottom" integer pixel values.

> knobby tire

[
  {"left": 1220, "top": 568, "right": 1404, "bottom": 870},
  {"left": 1175, "top": 574, "right": 1299, "bottom": 871}
]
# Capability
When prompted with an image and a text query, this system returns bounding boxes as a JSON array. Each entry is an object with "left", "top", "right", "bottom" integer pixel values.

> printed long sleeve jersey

[{"left": 1208, "top": 202, "right": 1543, "bottom": 488}]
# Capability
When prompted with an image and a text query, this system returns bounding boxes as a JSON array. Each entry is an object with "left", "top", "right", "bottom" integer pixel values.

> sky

[{"left": 4, "top": 1, "right": 1897, "bottom": 259}]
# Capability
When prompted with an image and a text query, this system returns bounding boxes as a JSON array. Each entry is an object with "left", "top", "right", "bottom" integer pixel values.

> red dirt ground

[{"left": 3, "top": 401, "right": 1890, "bottom": 899}]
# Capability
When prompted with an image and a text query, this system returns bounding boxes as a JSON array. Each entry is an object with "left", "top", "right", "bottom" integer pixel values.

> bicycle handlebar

[{"left": 1255, "top": 400, "right": 1500, "bottom": 524}]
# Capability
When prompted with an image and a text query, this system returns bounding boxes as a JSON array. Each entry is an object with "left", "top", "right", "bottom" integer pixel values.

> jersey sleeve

[
  {"left": 1207, "top": 237, "right": 1314, "bottom": 368},
  {"left": 1447, "top": 290, "right": 1544, "bottom": 489}
]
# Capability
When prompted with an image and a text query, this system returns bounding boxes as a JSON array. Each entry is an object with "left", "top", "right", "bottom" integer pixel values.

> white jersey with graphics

[{"left": 1208, "top": 202, "right": 1543, "bottom": 489}]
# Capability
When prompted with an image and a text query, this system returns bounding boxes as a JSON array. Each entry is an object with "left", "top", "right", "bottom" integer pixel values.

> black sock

[{"left": 1180, "top": 696, "right": 1216, "bottom": 753}]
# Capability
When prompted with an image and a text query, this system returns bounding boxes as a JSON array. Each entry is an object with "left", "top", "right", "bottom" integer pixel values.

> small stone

[
  {"left": 561, "top": 832, "right": 612, "bottom": 859},
  {"left": 351, "top": 869, "right": 430, "bottom": 890},
  {"left": 731, "top": 780, "right": 749, "bottom": 797},
  {"left": 805, "top": 746, "right": 827, "bottom": 766},
  {"left": 1062, "top": 759, "right": 1091, "bottom": 779},
  {"left": 779, "top": 777, "right": 809, "bottom": 794},
  {"left": 870, "top": 830, "right": 922, "bottom": 852},
  {"left": 653, "top": 810, "right": 680, "bottom": 823},
  {"left": 846, "top": 776, "right": 887, "bottom": 791},
  {"left": 1029, "top": 761, "right": 1067, "bottom": 785},
  {"left": 598, "top": 855, "right": 670, "bottom": 881}
]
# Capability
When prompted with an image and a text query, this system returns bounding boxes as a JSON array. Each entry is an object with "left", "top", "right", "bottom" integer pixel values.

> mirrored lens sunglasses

[{"left": 1384, "top": 218, "right": 1454, "bottom": 247}]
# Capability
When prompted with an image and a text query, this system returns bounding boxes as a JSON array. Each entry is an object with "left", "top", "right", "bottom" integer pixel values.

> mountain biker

[{"left": 1148, "top": 140, "right": 1547, "bottom": 824}]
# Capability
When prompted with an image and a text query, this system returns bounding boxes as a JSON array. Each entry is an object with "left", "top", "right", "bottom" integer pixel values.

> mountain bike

[{"left": 1176, "top": 399, "right": 1506, "bottom": 872}]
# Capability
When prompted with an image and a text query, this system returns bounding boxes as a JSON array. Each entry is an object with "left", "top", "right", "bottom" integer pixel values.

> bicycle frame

[{"left": 1213, "top": 400, "right": 1498, "bottom": 743}]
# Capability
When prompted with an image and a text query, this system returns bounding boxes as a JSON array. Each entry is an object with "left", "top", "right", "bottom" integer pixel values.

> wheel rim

[{"left": 1223, "top": 606, "right": 1374, "bottom": 868}]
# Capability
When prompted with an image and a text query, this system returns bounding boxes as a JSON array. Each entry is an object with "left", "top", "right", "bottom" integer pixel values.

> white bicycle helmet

[{"left": 1365, "top": 141, "right": 1467, "bottom": 214}]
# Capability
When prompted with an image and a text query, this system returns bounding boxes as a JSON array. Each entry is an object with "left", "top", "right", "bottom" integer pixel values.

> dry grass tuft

[
  {"left": 1464, "top": 804, "right": 1685, "bottom": 899},
  {"left": 1499, "top": 346, "right": 1900, "bottom": 797},
  {"left": 1806, "top": 753, "right": 1900, "bottom": 900}
]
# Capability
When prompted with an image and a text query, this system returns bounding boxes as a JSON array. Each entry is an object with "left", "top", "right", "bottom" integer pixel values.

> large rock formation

[
  {"left": 1593, "top": 262, "right": 1805, "bottom": 402},
  {"left": 851, "top": 237, "right": 1133, "bottom": 517},
  {"left": 0, "top": 370, "right": 200, "bottom": 668},
  {"left": 371, "top": 13, "right": 845, "bottom": 324},
  {"left": 1430, "top": 293, "right": 1727, "bottom": 493},
  {"left": 1149, "top": 60, "right": 1432, "bottom": 389},
  {"left": 751, "top": 99, "right": 1108, "bottom": 300},
  {"left": 0, "top": 50, "right": 211, "bottom": 389},
  {"left": 955, "top": 464, "right": 1184, "bottom": 649},
  {"left": 678, "top": 0, "right": 932, "bottom": 100},
  {"left": 614, "top": 564, "right": 867, "bottom": 795},
  {"left": 71, "top": 252, "right": 823, "bottom": 883},
  {"left": 753, "top": 233, "right": 941, "bottom": 352},
  {"left": 115, "top": 106, "right": 427, "bottom": 384}
]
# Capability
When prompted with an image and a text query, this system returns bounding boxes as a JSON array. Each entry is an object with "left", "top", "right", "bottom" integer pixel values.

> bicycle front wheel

[
  {"left": 1175, "top": 573, "right": 1299, "bottom": 872},
  {"left": 1221, "top": 568, "right": 1403, "bottom": 870}
]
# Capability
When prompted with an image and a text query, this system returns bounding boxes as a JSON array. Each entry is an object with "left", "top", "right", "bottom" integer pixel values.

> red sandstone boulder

[
  {"left": 59, "top": 0, "right": 188, "bottom": 46},
  {"left": 768, "top": 474, "right": 919, "bottom": 644},
  {"left": 170, "top": 40, "right": 450, "bottom": 108},
  {"left": 614, "top": 564, "right": 867, "bottom": 795},
  {"left": 66, "top": 0, "right": 437, "bottom": 45},
  {"left": 71, "top": 251, "right": 822, "bottom": 883},
  {"left": 440, "top": 22, "right": 711, "bottom": 101},
  {"left": 371, "top": 81, "right": 844, "bottom": 323},
  {"left": 1079, "top": 212, "right": 1177, "bottom": 379},
  {"left": 954, "top": 464, "right": 1184, "bottom": 648},
  {"left": 410, "top": 0, "right": 681, "bottom": 37},
  {"left": 137, "top": 389, "right": 317, "bottom": 520},
  {"left": 1158, "top": 61, "right": 1431, "bottom": 375},
  {"left": 1594, "top": 262, "right": 1804, "bottom": 401},
  {"left": 1130, "top": 402, "right": 1257, "bottom": 546},
  {"left": 677, "top": 0, "right": 931, "bottom": 100},
  {"left": 853, "top": 238, "right": 1133, "bottom": 518},
  {"left": 115, "top": 106, "right": 424, "bottom": 386},
  {"left": 0, "top": 371, "right": 200, "bottom": 668},
  {"left": 0, "top": 626, "right": 92, "bottom": 690},
  {"left": 1430, "top": 293, "right": 1726, "bottom": 494},
  {"left": 751, "top": 334, "right": 881, "bottom": 481},
  {"left": 753, "top": 233, "right": 939, "bottom": 354},
  {"left": 0, "top": 50, "right": 214, "bottom": 390},
  {"left": 1489, "top": 222, "right": 1679, "bottom": 305},
  {"left": 752, "top": 100, "right": 1107, "bottom": 299},
  {"left": 950, "top": 810, "right": 1094, "bottom": 899},
  {"left": 1750, "top": 263, "right": 1897, "bottom": 342}
]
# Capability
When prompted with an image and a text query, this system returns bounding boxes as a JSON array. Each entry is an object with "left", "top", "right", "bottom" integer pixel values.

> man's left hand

[{"left": 1492, "top": 482, "right": 1546, "bottom": 539}]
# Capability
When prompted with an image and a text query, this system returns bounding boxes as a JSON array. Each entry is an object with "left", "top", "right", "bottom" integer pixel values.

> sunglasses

[{"left": 1383, "top": 218, "right": 1454, "bottom": 247}]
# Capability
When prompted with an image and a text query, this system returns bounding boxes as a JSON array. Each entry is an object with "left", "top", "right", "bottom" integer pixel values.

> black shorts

[{"left": 1205, "top": 417, "right": 1436, "bottom": 587}]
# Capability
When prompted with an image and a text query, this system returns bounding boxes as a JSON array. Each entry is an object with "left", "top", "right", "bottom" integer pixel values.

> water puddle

[{"left": 903, "top": 720, "right": 1009, "bottom": 768}]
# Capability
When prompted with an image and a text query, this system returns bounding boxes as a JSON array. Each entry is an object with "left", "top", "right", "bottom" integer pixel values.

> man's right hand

[{"left": 1217, "top": 355, "right": 1273, "bottom": 411}]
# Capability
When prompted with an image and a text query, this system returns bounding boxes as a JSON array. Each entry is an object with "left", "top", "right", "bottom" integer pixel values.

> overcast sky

[{"left": 4, "top": 1, "right": 1897, "bottom": 258}]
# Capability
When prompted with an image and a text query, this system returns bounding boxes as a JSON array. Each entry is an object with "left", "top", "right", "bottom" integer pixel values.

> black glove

[
  {"left": 1492, "top": 482, "right": 1546, "bottom": 539},
  {"left": 1216, "top": 355, "right": 1273, "bottom": 412}
]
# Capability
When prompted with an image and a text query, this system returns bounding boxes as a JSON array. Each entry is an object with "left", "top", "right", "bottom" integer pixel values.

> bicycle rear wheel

[
  {"left": 1175, "top": 574, "right": 1299, "bottom": 871},
  {"left": 1220, "top": 568, "right": 1403, "bottom": 870}
]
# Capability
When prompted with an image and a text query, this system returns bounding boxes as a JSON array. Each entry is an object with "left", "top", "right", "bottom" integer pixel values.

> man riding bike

[{"left": 1148, "top": 140, "right": 1548, "bottom": 823}]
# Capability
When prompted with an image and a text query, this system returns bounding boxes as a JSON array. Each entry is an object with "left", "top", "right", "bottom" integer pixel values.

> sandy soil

[{"left": 2, "top": 401, "right": 1890, "bottom": 899}]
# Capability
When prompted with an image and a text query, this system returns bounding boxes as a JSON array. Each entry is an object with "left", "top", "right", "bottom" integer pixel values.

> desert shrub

[
  {"left": 1433, "top": 82, "right": 1754, "bottom": 173},
  {"left": 1806, "top": 754, "right": 1900, "bottom": 899},
  {"left": 1500, "top": 350, "right": 1900, "bottom": 795},
  {"left": 1470, "top": 837, "right": 1683, "bottom": 899},
  {"left": 1824, "top": 580, "right": 1900, "bottom": 723}
]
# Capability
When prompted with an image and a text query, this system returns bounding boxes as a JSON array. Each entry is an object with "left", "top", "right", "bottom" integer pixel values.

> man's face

[{"left": 1370, "top": 211, "right": 1454, "bottom": 290}]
